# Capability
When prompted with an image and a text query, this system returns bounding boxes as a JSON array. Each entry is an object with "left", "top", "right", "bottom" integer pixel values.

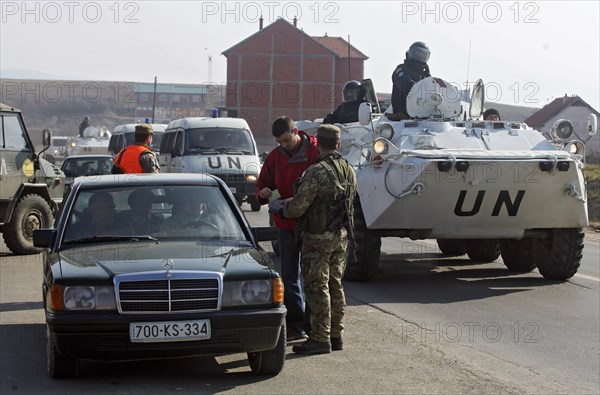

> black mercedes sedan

[{"left": 34, "top": 173, "right": 285, "bottom": 378}]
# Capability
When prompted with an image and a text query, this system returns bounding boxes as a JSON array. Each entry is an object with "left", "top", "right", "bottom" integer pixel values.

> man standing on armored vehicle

[
  {"left": 389, "top": 41, "right": 431, "bottom": 121},
  {"left": 269, "top": 124, "right": 357, "bottom": 354}
]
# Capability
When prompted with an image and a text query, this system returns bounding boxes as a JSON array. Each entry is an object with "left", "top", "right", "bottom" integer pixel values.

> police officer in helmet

[
  {"left": 323, "top": 80, "right": 367, "bottom": 125},
  {"left": 389, "top": 41, "right": 431, "bottom": 121}
]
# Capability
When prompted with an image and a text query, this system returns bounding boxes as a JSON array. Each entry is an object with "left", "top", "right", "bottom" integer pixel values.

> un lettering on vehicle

[{"left": 454, "top": 190, "right": 525, "bottom": 217}]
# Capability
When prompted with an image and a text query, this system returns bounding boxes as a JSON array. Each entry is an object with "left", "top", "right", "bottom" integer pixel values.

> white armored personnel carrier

[{"left": 302, "top": 77, "right": 597, "bottom": 281}]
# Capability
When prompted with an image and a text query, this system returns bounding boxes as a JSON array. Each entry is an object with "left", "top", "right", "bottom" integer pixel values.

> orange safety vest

[{"left": 114, "top": 145, "right": 151, "bottom": 173}]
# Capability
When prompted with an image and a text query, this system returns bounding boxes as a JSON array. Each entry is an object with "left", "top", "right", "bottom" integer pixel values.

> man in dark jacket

[
  {"left": 390, "top": 41, "right": 431, "bottom": 120},
  {"left": 323, "top": 80, "right": 367, "bottom": 125},
  {"left": 256, "top": 116, "right": 320, "bottom": 341}
]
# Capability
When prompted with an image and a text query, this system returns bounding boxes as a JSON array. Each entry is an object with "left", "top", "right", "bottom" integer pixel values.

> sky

[{"left": 1, "top": 0, "right": 599, "bottom": 110}]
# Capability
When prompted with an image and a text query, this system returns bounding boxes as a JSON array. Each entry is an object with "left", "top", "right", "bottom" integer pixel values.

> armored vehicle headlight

[
  {"left": 551, "top": 119, "right": 574, "bottom": 140},
  {"left": 378, "top": 123, "right": 394, "bottom": 140},
  {"left": 373, "top": 139, "right": 387, "bottom": 154},
  {"left": 565, "top": 140, "right": 585, "bottom": 155},
  {"left": 246, "top": 174, "right": 257, "bottom": 182}
]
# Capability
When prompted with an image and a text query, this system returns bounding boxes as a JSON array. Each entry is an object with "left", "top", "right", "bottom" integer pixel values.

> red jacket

[{"left": 256, "top": 131, "right": 319, "bottom": 230}]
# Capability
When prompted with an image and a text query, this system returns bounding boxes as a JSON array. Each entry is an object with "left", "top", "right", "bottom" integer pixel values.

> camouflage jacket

[{"left": 282, "top": 151, "right": 357, "bottom": 237}]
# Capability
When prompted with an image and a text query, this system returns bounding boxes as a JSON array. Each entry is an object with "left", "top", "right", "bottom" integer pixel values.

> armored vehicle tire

[
  {"left": 465, "top": 240, "right": 501, "bottom": 262},
  {"left": 47, "top": 326, "right": 79, "bottom": 379},
  {"left": 247, "top": 324, "right": 286, "bottom": 375},
  {"left": 500, "top": 239, "right": 537, "bottom": 272},
  {"left": 535, "top": 228, "right": 583, "bottom": 280},
  {"left": 344, "top": 200, "right": 380, "bottom": 282},
  {"left": 3, "top": 195, "right": 53, "bottom": 255},
  {"left": 437, "top": 239, "right": 467, "bottom": 256}
]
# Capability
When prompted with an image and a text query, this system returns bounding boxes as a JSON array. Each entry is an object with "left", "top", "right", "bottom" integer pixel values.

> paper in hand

[{"left": 269, "top": 189, "right": 281, "bottom": 203}]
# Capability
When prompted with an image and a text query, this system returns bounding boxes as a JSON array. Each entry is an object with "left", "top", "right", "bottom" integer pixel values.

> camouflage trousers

[{"left": 300, "top": 231, "right": 348, "bottom": 343}]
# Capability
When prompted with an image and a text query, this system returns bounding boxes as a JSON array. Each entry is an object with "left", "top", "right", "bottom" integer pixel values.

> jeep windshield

[{"left": 185, "top": 128, "right": 255, "bottom": 155}]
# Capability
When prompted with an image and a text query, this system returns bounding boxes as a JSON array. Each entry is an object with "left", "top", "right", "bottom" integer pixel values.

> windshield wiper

[{"left": 64, "top": 235, "right": 158, "bottom": 244}]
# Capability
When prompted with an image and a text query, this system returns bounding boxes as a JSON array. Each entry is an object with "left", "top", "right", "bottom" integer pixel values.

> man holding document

[{"left": 256, "top": 116, "right": 320, "bottom": 341}]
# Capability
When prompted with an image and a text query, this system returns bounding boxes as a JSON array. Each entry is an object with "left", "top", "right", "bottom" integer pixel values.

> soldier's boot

[
  {"left": 292, "top": 339, "right": 331, "bottom": 354},
  {"left": 331, "top": 337, "right": 343, "bottom": 351}
]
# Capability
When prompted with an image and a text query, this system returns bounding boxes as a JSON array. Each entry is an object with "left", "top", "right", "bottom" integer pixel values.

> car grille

[
  {"left": 214, "top": 173, "right": 245, "bottom": 183},
  {"left": 115, "top": 271, "right": 222, "bottom": 313}
]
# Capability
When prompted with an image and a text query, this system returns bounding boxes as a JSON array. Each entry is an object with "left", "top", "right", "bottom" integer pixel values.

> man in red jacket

[
  {"left": 113, "top": 124, "right": 160, "bottom": 174},
  {"left": 256, "top": 116, "right": 320, "bottom": 341}
]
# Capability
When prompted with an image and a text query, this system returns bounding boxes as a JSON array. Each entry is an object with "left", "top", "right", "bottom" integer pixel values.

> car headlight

[
  {"left": 378, "top": 123, "right": 394, "bottom": 140},
  {"left": 373, "top": 139, "right": 388, "bottom": 154},
  {"left": 52, "top": 285, "right": 116, "bottom": 311},
  {"left": 246, "top": 174, "right": 257, "bottom": 182},
  {"left": 221, "top": 279, "right": 283, "bottom": 306}
]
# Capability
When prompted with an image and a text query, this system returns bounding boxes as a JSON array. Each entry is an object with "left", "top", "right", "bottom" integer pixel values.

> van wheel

[{"left": 4, "top": 195, "right": 53, "bottom": 255}]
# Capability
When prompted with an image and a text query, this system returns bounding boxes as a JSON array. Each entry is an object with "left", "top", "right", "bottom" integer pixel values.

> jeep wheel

[
  {"left": 344, "top": 200, "right": 380, "bottom": 282},
  {"left": 4, "top": 195, "right": 53, "bottom": 255},
  {"left": 47, "top": 326, "right": 78, "bottom": 379},
  {"left": 500, "top": 239, "right": 537, "bottom": 272},
  {"left": 535, "top": 228, "right": 583, "bottom": 280},
  {"left": 465, "top": 240, "right": 501, "bottom": 262},
  {"left": 248, "top": 324, "right": 285, "bottom": 375},
  {"left": 437, "top": 239, "right": 467, "bottom": 255}
]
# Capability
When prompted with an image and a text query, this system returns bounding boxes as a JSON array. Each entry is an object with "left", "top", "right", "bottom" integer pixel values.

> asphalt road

[{"left": 0, "top": 206, "right": 598, "bottom": 394}]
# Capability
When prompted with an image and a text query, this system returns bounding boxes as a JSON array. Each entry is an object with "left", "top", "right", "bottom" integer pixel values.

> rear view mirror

[
  {"left": 42, "top": 129, "right": 52, "bottom": 148},
  {"left": 358, "top": 102, "right": 372, "bottom": 125},
  {"left": 588, "top": 114, "right": 598, "bottom": 136}
]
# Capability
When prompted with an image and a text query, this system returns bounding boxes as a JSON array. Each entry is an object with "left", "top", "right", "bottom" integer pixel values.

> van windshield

[{"left": 185, "top": 128, "right": 254, "bottom": 155}]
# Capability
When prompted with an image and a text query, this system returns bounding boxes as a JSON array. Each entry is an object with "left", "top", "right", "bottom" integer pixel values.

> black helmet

[
  {"left": 407, "top": 41, "right": 430, "bottom": 63},
  {"left": 342, "top": 80, "right": 363, "bottom": 102}
]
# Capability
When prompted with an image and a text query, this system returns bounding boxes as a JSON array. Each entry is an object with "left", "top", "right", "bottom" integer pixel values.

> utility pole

[{"left": 151, "top": 76, "right": 157, "bottom": 123}]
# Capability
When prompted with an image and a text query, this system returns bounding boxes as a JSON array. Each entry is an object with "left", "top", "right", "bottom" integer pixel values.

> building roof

[
  {"left": 222, "top": 18, "right": 368, "bottom": 59},
  {"left": 311, "top": 36, "right": 368, "bottom": 59},
  {"left": 523, "top": 95, "right": 599, "bottom": 127}
]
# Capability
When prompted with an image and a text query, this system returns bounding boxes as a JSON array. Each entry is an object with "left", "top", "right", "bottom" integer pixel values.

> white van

[
  {"left": 159, "top": 117, "right": 262, "bottom": 211},
  {"left": 108, "top": 123, "right": 167, "bottom": 156}
]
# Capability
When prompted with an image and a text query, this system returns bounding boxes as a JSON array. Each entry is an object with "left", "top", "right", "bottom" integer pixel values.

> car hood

[{"left": 55, "top": 241, "right": 275, "bottom": 282}]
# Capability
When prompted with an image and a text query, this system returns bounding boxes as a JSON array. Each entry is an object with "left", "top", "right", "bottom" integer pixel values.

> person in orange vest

[{"left": 112, "top": 124, "right": 160, "bottom": 174}]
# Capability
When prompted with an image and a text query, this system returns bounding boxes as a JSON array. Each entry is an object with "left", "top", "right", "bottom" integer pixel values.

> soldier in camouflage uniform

[{"left": 269, "top": 124, "right": 357, "bottom": 354}]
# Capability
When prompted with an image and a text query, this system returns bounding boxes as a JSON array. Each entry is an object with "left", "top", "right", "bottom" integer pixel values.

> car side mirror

[
  {"left": 33, "top": 229, "right": 56, "bottom": 248},
  {"left": 42, "top": 129, "right": 52, "bottom": 148},
  {"left": 358, "top": 102, "right": 372, "bottom": 125}
]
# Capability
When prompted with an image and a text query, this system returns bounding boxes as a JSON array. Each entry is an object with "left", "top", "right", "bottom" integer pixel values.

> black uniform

[
  {"left": 391, "top": 58, "right": 431, "bottom": 117},
  {"left": 323, "top": 99, "right": 365, "bottom": 124}
]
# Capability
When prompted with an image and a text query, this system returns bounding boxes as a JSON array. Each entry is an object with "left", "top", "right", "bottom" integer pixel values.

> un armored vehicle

[
  {"left": 0, "top": 103, "right": 65, "bottom": 254},
  {"left": 302, "top": 78, "right": 597, "bottom": 281},
  {"left": 68, "top": 125, "right": 111, "bottom": 156}
]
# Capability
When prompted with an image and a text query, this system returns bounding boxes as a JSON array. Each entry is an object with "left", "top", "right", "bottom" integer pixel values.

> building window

[
  {"left": 139, "top": 94, "right": 149, "bottom": 101},
  {"left": 172, "top": 95, "right": 180, "bottom": 103},
  {"left": 159, "top": 94, "right": 168, "bottom": 102},
  {"left": 193, "top": 95, "right": 200, "bottom": 103}
]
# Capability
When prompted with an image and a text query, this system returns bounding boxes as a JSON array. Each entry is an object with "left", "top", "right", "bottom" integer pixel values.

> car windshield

[
  {"left": 52, "top": 139, "right": 67, "bottom": 147},
  {"left": 62, "top": 185, "right": 247, "bottom": 244},
  {"left": 61, "top": 158, "right": 113, "bottom": 177},
  {"left": 185, "top": 128, "right": 254, "bottom": 154}
]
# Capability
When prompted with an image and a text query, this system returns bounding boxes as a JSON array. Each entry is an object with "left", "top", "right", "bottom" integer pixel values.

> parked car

[
  {"left": 60, "top": 155, "right": 114, "bottom": 190},
  {"left": 34, "top": 173, "right": 285, "bottom": 378}
]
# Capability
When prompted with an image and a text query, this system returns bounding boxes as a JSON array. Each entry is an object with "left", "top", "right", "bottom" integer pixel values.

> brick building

[{"left": 222, "top": 18, "right": 368, "bottom": 136}]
